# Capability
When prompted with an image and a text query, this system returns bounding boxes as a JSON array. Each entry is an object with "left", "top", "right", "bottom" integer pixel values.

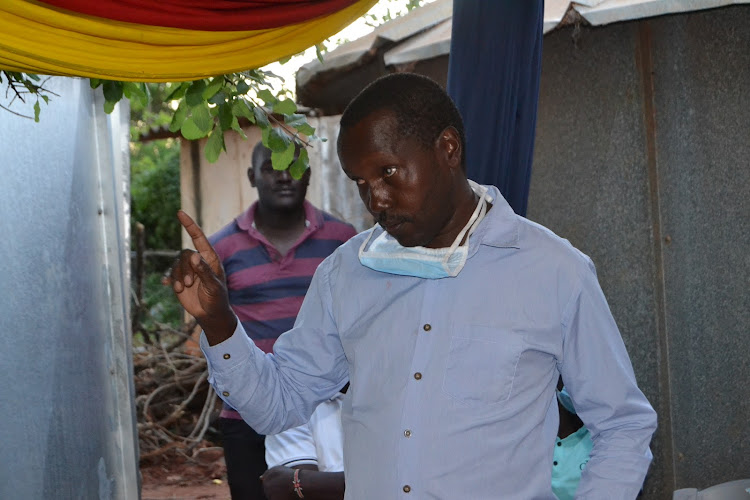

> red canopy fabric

[{"left": 38, "top": 0, "right": 360, "bottom": 31}]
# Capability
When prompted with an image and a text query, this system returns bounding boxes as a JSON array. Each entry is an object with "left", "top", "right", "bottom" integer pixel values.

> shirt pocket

[{"left": 441, "top": 325, "right": 525, "bottom": 407}]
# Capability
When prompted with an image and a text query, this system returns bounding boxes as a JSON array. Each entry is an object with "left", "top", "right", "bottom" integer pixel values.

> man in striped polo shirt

[{"left": 209, "top": 141, "right": 356, "bottom": 499}]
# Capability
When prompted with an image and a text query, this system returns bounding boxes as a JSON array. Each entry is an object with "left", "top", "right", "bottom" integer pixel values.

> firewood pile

[{"left": 133, "top": 320, "right": 222, "bottom": 465}]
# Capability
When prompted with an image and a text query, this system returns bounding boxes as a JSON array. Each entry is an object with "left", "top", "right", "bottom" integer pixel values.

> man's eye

[{"left": 384, "top": 166, "right": 397, "bottom": 177}]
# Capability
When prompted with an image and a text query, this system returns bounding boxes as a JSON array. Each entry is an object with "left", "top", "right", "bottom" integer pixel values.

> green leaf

[
  {"left": 123, "top": 82, "right": 148, "bottom": 106},
  {"left": 230, "top": 116, "right": 247, "bottom": 139},
  {"left": 185, "top": 80, "right": 207, "bottom": 107},
  {"left": 181, "top": 119, "right": 205, "bottom": 140},
  {"left": 208, "top": 91, "right": 226, "bottom": 106},
  {"left": 191, "top": 102, "right": 213, "bottom": 134},
  {"left": 202, "top": 77, "right": 224, "bottom": 100},
  {"left": 165, "top": 82, "right": 189, "bottom": 101},
  {"left": 289, "top": 147, "right": 309, "bottom": 180},
  {"left": 26, "top": 74, "right": 41, "bottom": 82},
  {"left": 180, "top": 103, "right": 212, "bottom": 140},
  {"left": 267, "top": 127, "right": 291, "bottom": 153},
  {"left": 315, "top": 44, "right": 325, "bottom": 64},
  {"left": 33, "top": 101, "right": 40, "bottom": 122},
  {"left": 218, "top": 103, "right": 233, "bottom": 131},
  {"left": 41, "top": 95, "right": 49, "bottom": 104},
  {"left": 205, "top": 128, "right": 226, "bottom": 163},
  {"left": 257, "top": 89, "right": 276, "bottom": 106},
  {"left": 284, "top": 113, "right": 316, "bottom": 136},
  {"left": 103, "top": 100, "right": 116, "bottom": 114},
  {"left": 272, "top": 98, "right": 297, "bottom": 115},
  {"left": 236, "top": 80, "right": 250, "bottom": 94},
  {"left": 232, "top": 99, "right": 254, "bottom": 121},
  {"left": 271, "top": 140, "right": 296, "bottom": 171},
  {"left": 253, "top": 106, "right": 270, "bottom": 127},
  {"left": 102, "top": 80, "right": 124, "bottom": 103},
  {"left": 169, "top": 101, "right": 188, "bottom": 132},
  {"left": 278, "top": 55, "right": 293, "bottom": 65},
  {"left": 284, "top": 113, "right": 306, "bottom": 127}
]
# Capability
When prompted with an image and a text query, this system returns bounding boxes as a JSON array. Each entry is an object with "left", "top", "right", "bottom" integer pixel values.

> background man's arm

[
  {"left": 263, "top": 413, "right": 345, "bottom": 500},
  {"left": 263, "top": 466, "right": 345, "bottom": 500}
]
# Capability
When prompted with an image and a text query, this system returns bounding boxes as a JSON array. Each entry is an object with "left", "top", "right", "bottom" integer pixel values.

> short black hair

[{"left": 338, "top": 73, "right": 466, "bottom": 166}]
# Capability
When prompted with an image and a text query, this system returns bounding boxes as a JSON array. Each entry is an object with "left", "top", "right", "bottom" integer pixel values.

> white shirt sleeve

[{"left": 265, "top": 419, "right": 318, "bottom": 469}]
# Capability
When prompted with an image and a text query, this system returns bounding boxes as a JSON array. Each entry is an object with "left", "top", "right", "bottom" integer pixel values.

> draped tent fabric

[
  {"left": 447, "top": 0, "right": 543, "bottom": 217},
  {"left": 37, "top": 0, "right": 360, "bottom": 31},
  {"left": 0, "top": 0, "right": 378, "bottom": 82}
]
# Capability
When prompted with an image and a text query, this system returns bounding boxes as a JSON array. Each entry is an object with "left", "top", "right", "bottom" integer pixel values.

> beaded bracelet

[{"left": 292, "top": 468, "right": 304, "bottom": 498}]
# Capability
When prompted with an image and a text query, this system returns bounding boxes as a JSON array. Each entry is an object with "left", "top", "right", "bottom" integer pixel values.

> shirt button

[
  {"left": 222, "top": 391, "right": 230, "bottom": 397},
  {"left": 223, "top": 353, "right": 231, "bottom": 360},
  {"left": 404, "top": 429, "right": 412, "bottom": 438},
  {"left": 553, "top": 461, "right": 558, "bottom": 466},
  {"left": 423, "top": 324, "right": 431, "bottom": 331},
  {"left": 557, "top": 441, "right": 562, "bottom": 446},
  {"left": 413, "top": 372, "right": 422, "bottom": 380},
  {"left": 403, "top": 485, "right": 411, "bottom": 493}
]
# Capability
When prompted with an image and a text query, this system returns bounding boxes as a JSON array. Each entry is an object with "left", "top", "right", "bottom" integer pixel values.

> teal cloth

[{"left": 552, "top": 426, "right": 594, "bottom": 500}]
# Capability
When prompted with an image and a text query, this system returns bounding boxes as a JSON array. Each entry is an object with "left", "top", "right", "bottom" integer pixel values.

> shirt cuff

[
  {"left": 200, "top": 319, "right": 264, "bottom": 409},
  {"left": 199, "top": 318, "right": 254, "bottom": 370}
]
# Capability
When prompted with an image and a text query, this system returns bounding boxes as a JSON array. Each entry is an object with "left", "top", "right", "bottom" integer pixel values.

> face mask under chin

[{"left": 358, "top": 181, "right": 490, "bottom": 279}]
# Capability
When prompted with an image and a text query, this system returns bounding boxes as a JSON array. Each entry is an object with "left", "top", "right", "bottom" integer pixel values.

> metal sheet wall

[
  {"left": 0, "top": 78, "right": 138, "bottom": 499},
  {"left": 529, "top": 6, "right": 749, "bottom": 498}
]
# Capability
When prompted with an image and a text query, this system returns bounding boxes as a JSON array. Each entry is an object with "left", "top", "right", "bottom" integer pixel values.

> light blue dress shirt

[{"left": 202, "top": 185, "right": 657, "bottom": 499}]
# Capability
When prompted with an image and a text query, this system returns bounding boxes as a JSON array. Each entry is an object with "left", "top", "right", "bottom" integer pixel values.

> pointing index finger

[{"left": 177, "top": 210, "right": 222, "bottom": 274}]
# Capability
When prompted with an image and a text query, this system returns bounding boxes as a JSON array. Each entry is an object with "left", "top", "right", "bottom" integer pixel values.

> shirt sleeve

[
  {"left": 559, "top": 261, "right": 658, "bottom": 500},
  {"left": 200, "top": 259, "right": 350, "bottom": 435},
  {"left": 265, "top": 420, "right": 318, "bottom": 469}
]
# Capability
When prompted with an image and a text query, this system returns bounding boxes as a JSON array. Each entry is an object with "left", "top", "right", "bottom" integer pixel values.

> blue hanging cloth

[{"left": 447, "top": 0, "right": 543, "bottom": 217}]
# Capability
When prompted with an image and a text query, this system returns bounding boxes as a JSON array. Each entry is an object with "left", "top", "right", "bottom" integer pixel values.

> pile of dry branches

[
  {"left": 133, "top": 319, "right": 222, "bottom": 464},
  {"left": 131, "top": 223, "right": 224, "bottom": 465}
]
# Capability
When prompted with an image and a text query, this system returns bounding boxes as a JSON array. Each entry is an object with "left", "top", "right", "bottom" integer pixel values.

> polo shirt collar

[{"left": 236, "top": 200, "right": 323, "bottom": 237}]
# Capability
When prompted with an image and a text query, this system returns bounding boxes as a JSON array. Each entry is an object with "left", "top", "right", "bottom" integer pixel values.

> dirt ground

[{"left": 140, "top": 448, "right": 231, "bottom": 500}]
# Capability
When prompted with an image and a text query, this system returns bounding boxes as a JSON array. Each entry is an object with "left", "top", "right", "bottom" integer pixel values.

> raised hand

[{"left": 163, "top": 211, "right": 237, "bottom": 345}]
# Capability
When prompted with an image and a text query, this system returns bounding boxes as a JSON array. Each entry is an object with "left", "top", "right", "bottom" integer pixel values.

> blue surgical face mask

[
  {"left": 358, "top": 181, "right": 491, "bottom": 279},
  {"left": 557, "top": 387, "right": 576, "bottom": 414}
]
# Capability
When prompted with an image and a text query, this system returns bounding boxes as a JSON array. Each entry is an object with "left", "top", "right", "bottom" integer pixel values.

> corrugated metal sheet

[{"left": 299, "top": 0, "right": 749, "bottom": 78}]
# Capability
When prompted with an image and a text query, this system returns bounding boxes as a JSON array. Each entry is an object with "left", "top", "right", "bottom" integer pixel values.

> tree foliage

[
  {"left": 91, "top": 71, "right": 320, "bottom": 177},
  {"left": 1, "top": 70, "right": 319, "bottom": 177}
]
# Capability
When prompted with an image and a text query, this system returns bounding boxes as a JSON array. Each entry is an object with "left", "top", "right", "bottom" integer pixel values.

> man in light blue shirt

[{"left": 167, "top": 73, "right": 657, "bottom": 499}]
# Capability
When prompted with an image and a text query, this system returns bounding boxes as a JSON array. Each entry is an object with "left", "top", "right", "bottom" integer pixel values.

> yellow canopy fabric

[{"left": 0, "top": 0, "right": 377, "bottom": 81}]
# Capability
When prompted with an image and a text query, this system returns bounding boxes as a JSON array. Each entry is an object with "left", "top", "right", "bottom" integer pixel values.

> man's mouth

[{"left": 380, "top": 219, "right": 406, "bottom": 233}]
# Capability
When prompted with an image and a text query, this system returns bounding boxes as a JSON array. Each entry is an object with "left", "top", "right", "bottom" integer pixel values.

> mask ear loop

[
  {"left": 358, "top": 226, "right": 379, "bottom": 259},
  {"left": 441, "top": 187, "right": 489, "bottom": 273}
]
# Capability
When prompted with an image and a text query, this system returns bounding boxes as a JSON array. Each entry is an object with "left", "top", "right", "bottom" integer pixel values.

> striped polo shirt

[{"left": 209, "top": 200, "right": 356, "bottom": 418}]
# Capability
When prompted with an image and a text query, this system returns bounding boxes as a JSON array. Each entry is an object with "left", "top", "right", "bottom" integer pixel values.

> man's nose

[
  {"left": 366, "top": 184, "right": 391, "bottom": 214},
  {"left": 275, "top": 168, "right": 292, "bottom": 182}
]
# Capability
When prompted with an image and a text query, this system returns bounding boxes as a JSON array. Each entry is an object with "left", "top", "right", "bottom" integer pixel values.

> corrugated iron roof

[{"left": 298, "top": 0, "right": 749, "bottom": 80}]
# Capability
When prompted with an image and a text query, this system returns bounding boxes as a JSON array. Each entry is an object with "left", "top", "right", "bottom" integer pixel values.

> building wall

[
  {"left": 530, "top": 6, "right": 749, "bottom": 498},
  {"left": 0, "top": 78, "right": 138, "bottom": 499}
]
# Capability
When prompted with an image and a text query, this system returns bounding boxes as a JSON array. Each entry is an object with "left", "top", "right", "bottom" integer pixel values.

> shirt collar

[
  {"left": 236, "top": 200, "right": 323, "bottom": 241},
  {"left": 237, "top": 200, "right": 322, "bottom": 232},
  {"left": 468, "top": 184, "right": 520, "bottom": 253}
]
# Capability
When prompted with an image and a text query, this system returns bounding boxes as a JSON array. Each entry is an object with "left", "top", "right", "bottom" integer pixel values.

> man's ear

[
  {"left": 437, "top": 126, "right": 462, "bottom": 170},
  {"left": 247, "top": 166, "right": 256, "bottom": 187}
]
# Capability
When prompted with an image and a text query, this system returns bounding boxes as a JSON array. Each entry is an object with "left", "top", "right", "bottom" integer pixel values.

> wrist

[
  {"left": 202, "top": 310, "right": 238, "bottom": 346},
  {"left": 292, "top": 468, "right": 304, "bottom": 498}
]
